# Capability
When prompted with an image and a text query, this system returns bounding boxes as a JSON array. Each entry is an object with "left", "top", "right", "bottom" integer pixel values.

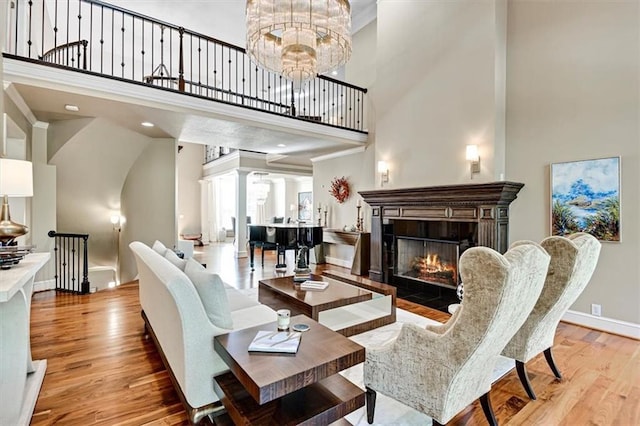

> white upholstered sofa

[{"left": 129, "top": 241, "right": 276, "bottom": 423}]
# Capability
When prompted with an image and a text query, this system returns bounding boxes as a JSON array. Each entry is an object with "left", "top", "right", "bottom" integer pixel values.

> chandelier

[
  {"left": 246, "top": 0, "right": 352, "bottom": 90},
  {"left": 252, "top": 173, "right": 270, "bottom": 205}
]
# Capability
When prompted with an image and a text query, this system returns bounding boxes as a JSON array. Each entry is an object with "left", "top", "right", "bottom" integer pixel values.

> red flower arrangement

[{"left": 329, "top": 176, "right": 350, "bottom": 203}]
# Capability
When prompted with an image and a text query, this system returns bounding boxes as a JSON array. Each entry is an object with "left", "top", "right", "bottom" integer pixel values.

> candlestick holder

[
  {"left": 323, "top": 210, "right": 328, "bottom": 227},
  {"left": 356, "top": 205, "right": 362, "bottom": 232},
  {"left": 317, "top": 207, "right": 322, "bottom": 226}
]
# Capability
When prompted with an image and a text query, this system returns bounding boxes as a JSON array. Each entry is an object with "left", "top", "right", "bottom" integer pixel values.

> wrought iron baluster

[
  {"left": 178, "top": 27, "right": 185, "bottom": 92},
  {"left": 66, "top": 0, "right": 70, "bottom": 64},
  {"left": 48, "top": 231, "right": 90, "bottom": 294}
]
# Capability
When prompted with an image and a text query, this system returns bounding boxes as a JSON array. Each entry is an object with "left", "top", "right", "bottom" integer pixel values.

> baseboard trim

[
  {"left": 33, "top": 279, "right": 55, "bottom": 292},
  {"left": 325, "top": 256, "right": 352, "bottom": 269},
  {"left": 562, "top": 309, "right": 640, "bottom": 340}
]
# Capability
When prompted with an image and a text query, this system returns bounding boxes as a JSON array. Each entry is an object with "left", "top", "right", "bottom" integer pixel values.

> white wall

[
  {"left": 506, "top": 1, "right": 639, "bottom": 324},
  {"left": 120, "top": 138, "right": 177, "bottom": 282},
  {"left": 177, "top": 142, "right": 202, "bottom": 236},
  {"left": 313, "top": 148, "right": 374, "bottom": 231},
  {"left": 319, "top": 0, "right": 639, "bottom": 326},
  {"left": 31, "top": 123, "right": 56, "bottom": 284},
  {"left": 374, "top": 1, "right": 503, "bottom": 187},
  {"left": 50, "top": 118, "right": 150, "bottom": 275}
]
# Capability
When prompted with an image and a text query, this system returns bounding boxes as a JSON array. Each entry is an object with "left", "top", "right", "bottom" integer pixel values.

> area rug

[{"left": 239, "top": 288, "right": 515, "bottom": 425}]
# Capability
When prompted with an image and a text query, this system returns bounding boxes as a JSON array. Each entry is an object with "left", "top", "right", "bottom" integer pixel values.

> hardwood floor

[{"left": 29, "top": 243, "right": 639, "bottom": 425}]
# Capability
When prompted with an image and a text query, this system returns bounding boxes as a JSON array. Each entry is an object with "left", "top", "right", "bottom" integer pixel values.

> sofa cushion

[
  {"left": 184, "top": 258, "right": 233, "bottom": 329},
  {"left": 225, "top": 288, "right": 261, "bottom": 312},
  {"left": 231, "top": 304, "right": 277, "bottom": 331},
  {"left": 152, "top": 240, "right": 168, "bottom": 256},
  {"left": 164, "top": 249, "right": 187, "bottom": 271}
]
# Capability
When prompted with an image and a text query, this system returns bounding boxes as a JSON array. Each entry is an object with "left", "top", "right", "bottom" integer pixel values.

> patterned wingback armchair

[
  {"left": 363, "top": 243, "right": 550, "bottom": 426},
  {"left": 502, "top": 233, "right": 601, "bottom": 400}
]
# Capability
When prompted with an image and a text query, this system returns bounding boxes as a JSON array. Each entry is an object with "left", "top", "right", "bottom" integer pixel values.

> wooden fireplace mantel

[{"left": 359, "top": 181, "right": 524, "bottom": 282}]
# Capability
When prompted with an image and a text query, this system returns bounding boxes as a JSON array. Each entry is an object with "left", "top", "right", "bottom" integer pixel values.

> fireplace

[
  {"left": 359, "top": 181, "right": 524, "bottom": 311},
  {"left": 396, "top": 237, "right": 459, "bottom": 288}
]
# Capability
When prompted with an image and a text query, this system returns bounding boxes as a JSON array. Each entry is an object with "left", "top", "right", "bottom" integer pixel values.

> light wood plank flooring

[{"left": 29, "top": 243, "right": 639, "bottom": 425}]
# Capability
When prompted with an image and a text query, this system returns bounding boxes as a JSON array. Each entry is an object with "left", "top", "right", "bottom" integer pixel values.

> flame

[{"left": 411, "top": 254, "right": 456, "bottom": 274}]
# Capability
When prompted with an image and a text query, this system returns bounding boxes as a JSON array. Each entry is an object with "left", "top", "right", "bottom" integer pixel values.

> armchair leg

[
  {"left": 516, "top": 360, "right": 537, "bottom": 400},
  {"left": 479, "top": 392, "right": 498, "bottom": 426},
  {"left": 544, "top": 347, "right": 562, "bottom": 379},
  {"left": 261, "top": 247, "right": 265, "bottom": 267},
  {"left": 365, "top": 387, "right": 377, "bottom": 424}
]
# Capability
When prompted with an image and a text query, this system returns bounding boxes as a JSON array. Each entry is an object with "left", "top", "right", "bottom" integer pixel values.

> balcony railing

[{"left": 4, "top": 0, "right": 368, "bottom": 133}]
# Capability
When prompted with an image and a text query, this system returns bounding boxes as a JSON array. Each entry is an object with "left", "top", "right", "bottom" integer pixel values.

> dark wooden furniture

[
  {"left": 259, "top": 272, "right": 396, "bottom": 337},
  {"left": 213, "top": 315, "right": 365, "bottom": 425},
  {"left": 248, "top": 224, "right": 323, "bottom": 270},
  {"left": 320, "top": 229, "right": 371, "bottom": 275},
  {"left": 359, "top": 181, "right": 524, "bottom": 283}
]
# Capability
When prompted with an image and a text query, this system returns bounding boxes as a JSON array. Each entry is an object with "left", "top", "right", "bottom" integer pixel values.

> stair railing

[
  {"left": 48, "top": 230, "right": 90, "bottom": 294},
  {"left": 4, "top": 0, "right": 368, "bottom": 133},
  {"left": 40, "top": 39, "right": 88, "bottom": 70}
]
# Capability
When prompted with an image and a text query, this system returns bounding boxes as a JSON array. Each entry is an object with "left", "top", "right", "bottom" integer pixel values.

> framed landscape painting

[{"left": 551, "top": 157, "right": 620, "bottom": 241}]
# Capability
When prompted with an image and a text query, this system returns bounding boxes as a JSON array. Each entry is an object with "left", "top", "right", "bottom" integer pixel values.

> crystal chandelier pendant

[
  {"left": 246, "top": 0, "right": 352, "bottom": 89},
  {"left": 281, "top": 27, "right": 317, "bottom": 91}
]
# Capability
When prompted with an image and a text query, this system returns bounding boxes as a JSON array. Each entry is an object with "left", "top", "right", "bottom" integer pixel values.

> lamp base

[{"left": 0, "top": 196, "right": 29, "bottom": 246}]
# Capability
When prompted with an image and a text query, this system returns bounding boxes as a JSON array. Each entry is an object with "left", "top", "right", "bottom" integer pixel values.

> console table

[
  {"left": 0, "top": 253, "right": 50, "bottom": 425},
  {"left": 318, "top": 229, "right": 370, "bottom": 276}
]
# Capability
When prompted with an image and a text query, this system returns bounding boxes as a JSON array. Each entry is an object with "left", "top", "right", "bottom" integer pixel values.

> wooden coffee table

[
  {"left": 213, "top": 315, "right": 365, "bottom": 425},
  {"left": 259, "top": 272, "right": 396, "bottom": 336}
]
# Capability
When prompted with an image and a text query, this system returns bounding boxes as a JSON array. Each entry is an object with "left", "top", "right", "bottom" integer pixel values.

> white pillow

[
  {"left": 152, "top": 240, "right": 168, "bottom": 256},
  {"left": 184, "top": 258, "right": 233, "bottom": 329},
  {"left": 164, "top": 249, "right": 187, "bottom": 271}
]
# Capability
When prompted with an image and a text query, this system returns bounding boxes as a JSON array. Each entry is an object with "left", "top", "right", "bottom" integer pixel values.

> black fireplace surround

[{"left": 359, "top": 182, "right": 524, "bottom": 311}]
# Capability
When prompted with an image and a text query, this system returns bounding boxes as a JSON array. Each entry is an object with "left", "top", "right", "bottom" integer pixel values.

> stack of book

[
  {"left": 248, "top": 330, "right": 302, "bottom": 353},
  {"left": 300, "top": 280, "right": 329, "bottom": 291}
]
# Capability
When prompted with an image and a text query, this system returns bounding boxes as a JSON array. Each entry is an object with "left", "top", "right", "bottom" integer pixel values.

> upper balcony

[{"left": 3, "top": 0, "right": 369, "bottom": 159}]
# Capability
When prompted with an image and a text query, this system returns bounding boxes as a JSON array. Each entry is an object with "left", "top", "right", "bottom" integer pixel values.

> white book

[
  {"left": 248, "top": 331, "right": 302, "bottom": 354},
  {"left": 300, "top": 280, "right": 329, "bottom": 290}
]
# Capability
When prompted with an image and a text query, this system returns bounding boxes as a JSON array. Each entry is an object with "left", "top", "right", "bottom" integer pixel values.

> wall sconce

[
  {"left": 377, "top": 160, "right": 389, "bottom": 186},
  {"left": 465, "top": 145, "right": 481, "bottom": 179},
  {"left": 110, "top": 214, "right": 122, "bottom": 232}
]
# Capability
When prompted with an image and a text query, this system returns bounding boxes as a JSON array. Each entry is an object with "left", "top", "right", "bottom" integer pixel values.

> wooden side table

[{"left": 213, "top": 315, "right": 365, "bottom": 424}]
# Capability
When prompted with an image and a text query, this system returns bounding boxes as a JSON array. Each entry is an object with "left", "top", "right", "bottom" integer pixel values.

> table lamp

[{"left": 0, "top": 158, "right": 33, "bottom": 246}]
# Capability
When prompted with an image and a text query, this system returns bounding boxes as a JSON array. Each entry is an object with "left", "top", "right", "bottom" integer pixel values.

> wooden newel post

[
  {"left": 178, "top": 27, "right": 185, "bottom": 92},
  {"left": 81, "top": 40, "right": 88, "bottom": 70},
  {"left": 81, "top": 235, "right": 90, "bottom": 294}
]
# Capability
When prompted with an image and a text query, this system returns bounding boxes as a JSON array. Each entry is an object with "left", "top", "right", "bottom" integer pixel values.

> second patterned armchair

[{"left": 502, "top": 233, "right": 601, "bottom": 399}]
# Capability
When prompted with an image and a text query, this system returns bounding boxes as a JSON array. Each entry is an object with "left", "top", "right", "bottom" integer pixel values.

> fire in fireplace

[{"left": 396, "top": 237, "right": 459, "bottom": 288}]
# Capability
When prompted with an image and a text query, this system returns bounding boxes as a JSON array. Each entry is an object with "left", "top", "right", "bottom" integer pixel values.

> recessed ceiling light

[
  {"left": 331, "top": 70, "right": 338, "bottom": 76},
  {"left": 141, "top": 121, "right": 154, "bottom": 127},
  {"left": 64, "top": 104, "right": 79, "bottom": 112},
  {"left": 277, "top": 144, "right": 286, "bottom": 147}
]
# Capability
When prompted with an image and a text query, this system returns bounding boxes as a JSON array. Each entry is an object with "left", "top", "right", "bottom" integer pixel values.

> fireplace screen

[{"left": 395, "top": 237, "right": 459, "bottom": 288}]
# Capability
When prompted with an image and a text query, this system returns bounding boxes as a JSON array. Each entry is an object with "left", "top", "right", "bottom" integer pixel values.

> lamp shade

[
  {"left": 466, "top": 145, "right": 479, "bottom": 162},
  {"left": 0, "top": 158, "right": 33, "bottom": 197}
]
